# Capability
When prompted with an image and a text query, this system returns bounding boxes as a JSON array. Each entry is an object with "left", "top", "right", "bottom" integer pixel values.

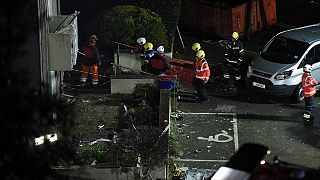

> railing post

[
  {"left": 113, "top": 42, "right": 135, "bottom": 76},
  {"left": 116, "top": 44, "right": 120, "bottom": 75}
]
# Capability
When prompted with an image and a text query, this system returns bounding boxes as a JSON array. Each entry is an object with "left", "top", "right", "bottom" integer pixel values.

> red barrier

[{"left": 166, "top": 58, "right": 195, "bottom": 84}]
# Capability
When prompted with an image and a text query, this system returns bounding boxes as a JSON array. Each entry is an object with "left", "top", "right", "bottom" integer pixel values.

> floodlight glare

[
  {"left": 47, "top": 133, "right": 58, "bottom": 142},
  {"left": 35, "top": 136, "right": 45, "bottom": 146}
]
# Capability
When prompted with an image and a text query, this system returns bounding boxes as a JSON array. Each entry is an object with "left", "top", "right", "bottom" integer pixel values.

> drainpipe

[{"left": 37, "top": 0, "right": 50, "bottom": 94}]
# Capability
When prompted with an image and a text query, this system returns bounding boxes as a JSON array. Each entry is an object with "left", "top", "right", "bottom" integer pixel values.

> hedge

[{"left": 89, "top": 5, "right": 169, "bottom": 51}]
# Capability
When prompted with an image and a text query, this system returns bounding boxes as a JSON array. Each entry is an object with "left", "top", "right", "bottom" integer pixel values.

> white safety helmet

[
  {"left": 157, "top": 45, "right": 165, "bottom": 53},
  {"left": 137, "top": 37, "right": 146, "bottom": 45},
  {"left": 303, "top": 64, "right": 312, "bottom": 73}
]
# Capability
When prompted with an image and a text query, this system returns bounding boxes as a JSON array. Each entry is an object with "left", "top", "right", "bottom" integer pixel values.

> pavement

[
  {"left": 58, "top": 24, "right": 320, "bottom": 179},
  {"left": 170, "top": 25, "right": 320, "bottom": 178}
]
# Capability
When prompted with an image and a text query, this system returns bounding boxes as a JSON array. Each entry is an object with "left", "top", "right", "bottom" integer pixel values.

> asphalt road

[
  {"left": 172, "top": 25, "right": 320, "bottom": 172},
  {"left": 172, "top": 79, "right": 320, "bottom": 171}
]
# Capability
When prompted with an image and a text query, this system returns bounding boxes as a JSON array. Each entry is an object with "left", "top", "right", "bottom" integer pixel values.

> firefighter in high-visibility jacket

[
  {"left": 193, "top": 50, "right": 211, "bottom": 103},
  {"left": 302, "top": 64, "right": 318, "bottom": 124},
  {"left": 79, "top": 34, "right": 101, "bottom": 86}
]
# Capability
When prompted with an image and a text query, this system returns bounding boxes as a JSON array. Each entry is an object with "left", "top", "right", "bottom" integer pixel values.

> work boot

[{"left": 303, "top": 111, "right": 313, "bottom": 127}]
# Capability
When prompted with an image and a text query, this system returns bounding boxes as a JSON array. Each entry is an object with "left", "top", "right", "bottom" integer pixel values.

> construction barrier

[{"left": 167, "top": 58, "right": 195, "bottom": 85}]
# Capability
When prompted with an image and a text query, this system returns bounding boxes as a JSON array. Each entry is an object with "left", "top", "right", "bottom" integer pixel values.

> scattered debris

[
  {"left": 91, "top": 160, "right": 97, "bottom": 166},
  {"left": 89, "top": 138, "right": 112, "bottom": 145},
  {"left": 195, "top": 149, "right": 202, "bottom": 153}
]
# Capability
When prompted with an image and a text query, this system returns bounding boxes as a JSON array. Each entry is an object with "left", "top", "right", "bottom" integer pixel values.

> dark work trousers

[
  {"left": 192, "top": 78, "right": 208, "bottom": 101},
  {"left": 304, "top": 96, "right": 314, "bottom": 113}
]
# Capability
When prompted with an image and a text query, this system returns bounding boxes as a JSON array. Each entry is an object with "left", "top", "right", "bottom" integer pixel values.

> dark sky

[
  {"left": 277, "top": 0, "right": 320, "bottom": 26},
  {"left": 61, "top": 0, "right": 320, "bottom": 27},
  {"left": 60, "top": 0, "right": 320, "bottom": 44}
]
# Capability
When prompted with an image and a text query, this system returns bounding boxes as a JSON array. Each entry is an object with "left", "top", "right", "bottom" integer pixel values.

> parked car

[{"left": 246, "top": 23, "right": 320, "bottom": 102}]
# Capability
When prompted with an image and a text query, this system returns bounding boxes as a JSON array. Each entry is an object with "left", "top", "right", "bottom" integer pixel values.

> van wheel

[{"left": 292, "top": 84, "right": 304, "bottom": 103}]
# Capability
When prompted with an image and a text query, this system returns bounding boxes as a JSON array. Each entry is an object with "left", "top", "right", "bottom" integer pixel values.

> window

[
  {"left": 261, "top": 36, "right": 309, "bottom": 64},
  {"left": 314, "top": 45, "right": 320, "bottom": 63}
]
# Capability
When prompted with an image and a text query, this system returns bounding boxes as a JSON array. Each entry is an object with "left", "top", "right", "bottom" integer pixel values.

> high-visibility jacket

[
  {"left": 195, "top": 58, "right": 210, "bottom": 81},
  {"left": 80, "top": 46, "right": 100, "bottom": 66},
  {"left": 147, "top": 53, "right": 171, "bottom": 75},
  {"left": 149, "top": 53, "right": 171, "bottom": 71},
  {"left": 302, "top": 72, "right": 318, "bottom": 97}
]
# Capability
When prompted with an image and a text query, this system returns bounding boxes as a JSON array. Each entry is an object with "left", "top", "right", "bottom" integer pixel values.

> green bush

[
  {"left": 128, "top": 0, "right": 182, "bottom": 37},
  {"left": 132, "top": 83, "right": 159, "bottom": 106},
  {"left": 89, "top": 5, "right": 169, "bottom": 50}
]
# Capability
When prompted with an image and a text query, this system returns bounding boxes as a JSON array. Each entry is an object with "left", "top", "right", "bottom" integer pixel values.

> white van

[{"left": 246, "top": 24, "right": 320, "bottom": 102}]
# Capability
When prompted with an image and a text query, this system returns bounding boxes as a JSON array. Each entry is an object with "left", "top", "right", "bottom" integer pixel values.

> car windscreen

[{"left": 260, "top": 36, "right": 309, "bottom": 64}]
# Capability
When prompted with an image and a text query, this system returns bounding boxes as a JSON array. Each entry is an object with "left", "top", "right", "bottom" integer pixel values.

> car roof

[{"left": 277, "top": 24, "right": 320, "bottom": 44}]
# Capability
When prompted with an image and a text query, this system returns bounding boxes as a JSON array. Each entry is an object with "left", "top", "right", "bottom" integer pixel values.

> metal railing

[{"left": 114, "top": 42, "right": 136, "bottom": 75}]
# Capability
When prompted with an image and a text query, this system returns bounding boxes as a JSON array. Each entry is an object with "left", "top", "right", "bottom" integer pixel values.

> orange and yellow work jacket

[
  {"left": 195, "top": 58, "right": 210, "bottom": 81},
  {"left": 302, "top": 72, "right": 318, "bottom": 97}
]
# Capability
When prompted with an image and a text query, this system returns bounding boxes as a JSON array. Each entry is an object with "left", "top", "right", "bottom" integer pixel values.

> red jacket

[
  {"left": 195, "top": 58, "right": 210, "bottom": 81},
  {"left": 302, "top": 72, "right": 318, "bottom": 97}
]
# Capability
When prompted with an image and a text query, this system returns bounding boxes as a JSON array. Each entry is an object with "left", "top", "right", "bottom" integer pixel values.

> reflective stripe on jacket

[
  {"left": 302, "top": 72, "right": 318, "bottom": 97},
  {"left": 225, "top": 40, "right": 244, "bottom": 61},
  {"left": 195, "top": 58, "right": 210, "bottom": 81}
]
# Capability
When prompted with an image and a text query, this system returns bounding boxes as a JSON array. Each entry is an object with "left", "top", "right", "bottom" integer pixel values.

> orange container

[
  {"left": 249, "top": 0, "right": 263, "bottom": 33},
  {"left": 262, "top": 0, "right": 277, "bottom": 26},
  {"left": 168, "top": 58, "right": 195, "bottom": 84},
  {"left": 180, "top": 0, "right": 277, "bottom": 38},
  {"left": 230, "top": 3, "right": 248, "bottom": 38},
  {"left": 180, "top": 0, "right": 248, "bottom": 39}
]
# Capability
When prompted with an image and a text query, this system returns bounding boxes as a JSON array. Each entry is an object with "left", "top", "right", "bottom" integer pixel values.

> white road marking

[
  {"left": 174, "top": 158, "right": 229, "bottom": 163},
  {"left": 175, "top": 112, "right": 240, "bottom": 152},
  {"left": 177, "top": 112, "right": 236, "bottom": 116},
  {"left": 197, "top": 130, "right": 233, "bottom": 143},
  {"left": 232, "top": 114, "right": 239, "bottom": 151}
]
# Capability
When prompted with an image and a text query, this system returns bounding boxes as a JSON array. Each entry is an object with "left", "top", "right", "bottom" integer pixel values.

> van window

[
  {"left": 260, "top": 36, "right": 309, "bottom": 64},
  {"left": 314, "top": 45, "right": 320, "bottom": 63},
  {"left": 298, "top": 44, "right": 320, "bottom": 68},
  {"left": 306, "top": 44, "right": 320, "bottom": 64}
]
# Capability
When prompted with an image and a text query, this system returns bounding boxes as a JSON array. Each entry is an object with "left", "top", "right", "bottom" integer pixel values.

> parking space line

[
  {"left": 174, "top": 158, "right": 229, "bottom": 163},
  {"left": 232, "top": 114, "right": 239, "bottom": 151},
  {"left": 177, "top": 112, "right": 236, "bottom": 116}
]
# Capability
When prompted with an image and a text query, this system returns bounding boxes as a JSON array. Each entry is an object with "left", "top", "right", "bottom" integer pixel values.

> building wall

[
  {"left": 38, "top": 0, "right": 62, "bottom": 96},
  {"left": 7, "top": 0, "right": 61, "bottom": 95},
  {"left": 5, "top": 0, "right": 42, "bottom": 93}
]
